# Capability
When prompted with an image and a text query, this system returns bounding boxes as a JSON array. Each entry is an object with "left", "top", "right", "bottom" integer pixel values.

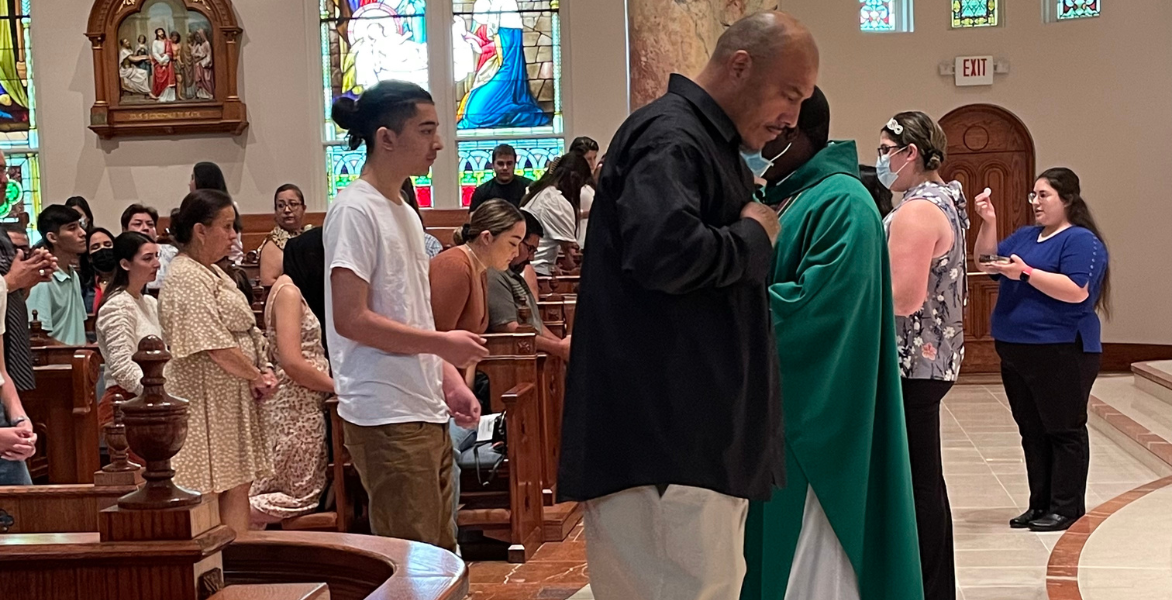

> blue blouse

[{"left": 991, "top": 226, "right": 1107, "bottom": 352}]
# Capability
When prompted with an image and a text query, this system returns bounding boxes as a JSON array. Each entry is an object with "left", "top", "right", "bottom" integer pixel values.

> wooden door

[{"left": 939, "top": 105, "right": 1035, "bottom": 373}]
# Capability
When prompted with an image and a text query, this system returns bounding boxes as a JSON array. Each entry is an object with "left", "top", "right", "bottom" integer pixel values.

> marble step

[
  {"left": 1089, "top": 376, "right": 1172, "bottom": 476},
  {"left": 1133, "top": 360, "right": 1172, "bottom": 407}
]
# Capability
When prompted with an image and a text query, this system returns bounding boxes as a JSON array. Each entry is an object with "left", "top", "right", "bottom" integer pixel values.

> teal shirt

[{"left": 27, "top": 266, "right": 87, "bottom": 346}]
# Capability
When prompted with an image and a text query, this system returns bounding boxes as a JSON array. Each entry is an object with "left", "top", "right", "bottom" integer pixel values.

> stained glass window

[
  {"left": 325, "top": 146, "right": 434, "bottom": 207},
  {"left": 457, "top": 138, "right": 562, "bottom": 206},
  {"left": 320, "top": 0, "right": 432, "bottom": 202},
  {"left": 1049, "top": 0, "right": 1100, "bottom": 21},
  {"left": 452, "top": 0, "right": 562, "bottom": 137},
  {"left": 0, "top": 0, "right": 40, "bottom": 232},
  {"left": 861, "top": 1, "right": 894, "bottom": 31},
  {"left": 951, "top": 0, "right": 999, "bottom": 28},
  {"left": 861, "top": 0, "right": 913, "bottom": 33}
]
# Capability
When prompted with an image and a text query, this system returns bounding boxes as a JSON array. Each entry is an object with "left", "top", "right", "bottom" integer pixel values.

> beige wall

[
  {"left": 28, "top": 0, "right": 629, "bottom": 219},
  {"left": 774, "top": 0, "right": 1170, "bottom": 344}
]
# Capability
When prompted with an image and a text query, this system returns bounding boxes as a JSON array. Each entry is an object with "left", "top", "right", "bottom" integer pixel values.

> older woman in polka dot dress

[{"left": 160, "top": 189, "right": 278, "bottom": 534}]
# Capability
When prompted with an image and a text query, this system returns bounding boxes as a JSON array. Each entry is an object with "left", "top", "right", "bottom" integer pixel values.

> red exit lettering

[{"left": 964, "top": 58, "right": 987, "bottom": 77}]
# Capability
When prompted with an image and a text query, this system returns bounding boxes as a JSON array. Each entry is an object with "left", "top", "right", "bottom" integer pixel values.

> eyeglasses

[
  {"left": 276, "top": 201, "right": 304, "bottom": 211},
  {"left": 877, "top": 145, "right": 906, "bottom": 157},
  {"left": 1027, "top": 192, "right": 1046, "bottom": 205},
  {"left": 520, "top": 240, "right": 537, "bottom": 254}
]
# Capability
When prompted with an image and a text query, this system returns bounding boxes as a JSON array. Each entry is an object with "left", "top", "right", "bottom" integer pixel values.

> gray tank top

[{"left": 883, "top": 181, "right": 970, "bottom": 381}]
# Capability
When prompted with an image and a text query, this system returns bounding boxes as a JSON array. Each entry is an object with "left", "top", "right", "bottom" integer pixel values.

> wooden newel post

[
  {"left": 117, "top": 336, "right": 201, "bottom": 509},
  {"left": 102, "top": 393, "right": 140, "bottom": 473}
]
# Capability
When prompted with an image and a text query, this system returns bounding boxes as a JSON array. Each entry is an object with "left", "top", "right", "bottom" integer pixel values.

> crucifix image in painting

[{"left": 117, "top": 0, "right": 214, "bottom": 104}]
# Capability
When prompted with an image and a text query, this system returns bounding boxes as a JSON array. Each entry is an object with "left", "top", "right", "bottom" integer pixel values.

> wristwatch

[
  {"left": 1021, "top": 265, "right": 1034, "bottom": 284},
  {"left": 9, "top": 416, "right": 27, "bottom": 427}
]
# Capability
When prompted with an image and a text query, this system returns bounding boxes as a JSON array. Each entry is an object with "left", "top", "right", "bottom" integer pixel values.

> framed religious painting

[{"left": 85, "top": 0, "right": 247, "bottom": 138}]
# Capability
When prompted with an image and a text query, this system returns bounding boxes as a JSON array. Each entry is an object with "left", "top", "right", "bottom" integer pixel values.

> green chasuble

[{"left": 742, "top": 141, "right": 923, "bottom": 600}]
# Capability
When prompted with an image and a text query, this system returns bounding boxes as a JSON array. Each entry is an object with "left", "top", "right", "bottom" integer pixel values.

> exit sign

[{"left": 955, "top": 56, "right": 994, "bottom": 86}]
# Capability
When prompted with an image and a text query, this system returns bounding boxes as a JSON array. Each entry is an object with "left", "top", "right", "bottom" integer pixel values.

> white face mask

[
  {"left": 876, "top": 148, "right": 910, "bottom": 190},
  {"left": 742, "top": 142, "right": 793, "bottom": 179}
]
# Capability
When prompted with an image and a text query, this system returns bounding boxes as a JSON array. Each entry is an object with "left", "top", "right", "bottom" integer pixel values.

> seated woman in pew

[
  {"left": 257, "top": 184, "right": 313, "bottom": 287},
  {"left": 160, "top": 189, "right": 277, "bottom": 534},
  {"left": 95, "top": 232, "right": 161, "bottom": 429},
  {"left": 521, "top": 153, "right": 593, "bottom": 276},
  {"left": 249, "top": 230, "right": 334, "bottom": 528},
  {"left": 488, "top": 212, "right": 571, "bottom": 361},
  {"left": 429, "top": 199, "right": 526, "bottom": 530},
  {"left": 430, "top": 199, "right": 526, "bottom": 337}
]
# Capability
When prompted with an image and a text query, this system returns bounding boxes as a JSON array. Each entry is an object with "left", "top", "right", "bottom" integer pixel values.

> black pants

[
  {"left": 902, "top": 378, "right": 956, "bottom": 600},
  {"left": 996, "top": 340, "right": 1101, "bottom": 519}
]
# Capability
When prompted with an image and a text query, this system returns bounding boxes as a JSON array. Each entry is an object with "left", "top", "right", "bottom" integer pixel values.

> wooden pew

[
  {"left": 537, "top": 275, "right": 580, "bottom": 297},
  {"left": 457, "top": 332, "right": 544, "bottom": 563},
  {"left": 24, "top": 346, "right": 103, "bottom": 484}
]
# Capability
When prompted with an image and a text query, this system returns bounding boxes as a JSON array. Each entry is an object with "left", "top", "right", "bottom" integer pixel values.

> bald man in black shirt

[{"left": 558, "top": 11, "right": 819, "bottom": 600}]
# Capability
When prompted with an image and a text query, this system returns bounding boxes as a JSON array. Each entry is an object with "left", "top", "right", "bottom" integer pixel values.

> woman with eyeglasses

[
  {"left": 974, "top": 168, "right": 1110, "bottom": 533},
  {"left": 879, "top": 111, "right": 969, "bottom": 600},
  {"left": 258, "top": 184, "right": 313, "bottom": 287}
]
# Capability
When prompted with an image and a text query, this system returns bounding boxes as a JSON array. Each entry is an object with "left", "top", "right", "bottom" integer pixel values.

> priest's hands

[{"left": 742, "top": 202, "right": 781, "bottom": 246}]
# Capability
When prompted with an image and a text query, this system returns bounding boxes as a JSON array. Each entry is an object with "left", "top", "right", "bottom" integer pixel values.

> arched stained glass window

[
  {"left": 951, "top": 0, "right": 999, "bottom": 28},
  {"left": 0, "top": 0, "right": 41, "bottom": 235}
]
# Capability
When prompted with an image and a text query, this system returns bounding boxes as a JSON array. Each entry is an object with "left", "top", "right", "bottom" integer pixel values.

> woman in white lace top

[{"left": 96, "top": 232, "right": 162, "bottom": 406}]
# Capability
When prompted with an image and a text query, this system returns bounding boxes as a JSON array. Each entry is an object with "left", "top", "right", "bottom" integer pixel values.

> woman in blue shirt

[{"left": 974, "top": 167, "right": 1110, "bottom": 533}]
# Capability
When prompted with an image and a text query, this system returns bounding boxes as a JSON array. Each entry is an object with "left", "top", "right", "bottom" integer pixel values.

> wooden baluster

[
  {"left": 117, "top": 336, "right": 201, "bottom": 509},
  {"left": 102, "top": 393, "right": 140, "bottom": 473}
]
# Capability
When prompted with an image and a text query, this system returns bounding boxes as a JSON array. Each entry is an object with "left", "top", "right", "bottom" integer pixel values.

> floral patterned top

[{"left": 883, "top": 181, "right": 970, "bottom": 381}]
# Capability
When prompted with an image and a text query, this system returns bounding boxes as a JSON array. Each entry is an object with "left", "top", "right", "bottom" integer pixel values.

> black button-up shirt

[{"left": 558, "top": 74, "right": 783, "bottom": 502}]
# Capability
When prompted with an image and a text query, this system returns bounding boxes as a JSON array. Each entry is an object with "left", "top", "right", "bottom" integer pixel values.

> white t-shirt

[
  {"left": 577, "top": 185, "right": 594, "bottom": 248},
  {"left": 523, "top": 186, "right": 577, "bottom": 276},
  {"left": 324, "top": 179, "right": 447, "bottom": 426}
]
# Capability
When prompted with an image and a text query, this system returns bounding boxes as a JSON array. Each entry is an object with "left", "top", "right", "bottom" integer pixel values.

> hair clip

[{"left": 886, "top": 118, "right": 904, "bottom": 135}]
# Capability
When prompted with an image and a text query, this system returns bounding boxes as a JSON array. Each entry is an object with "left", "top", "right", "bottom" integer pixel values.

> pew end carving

[{"left": 458, "top": 333, "right": 544, "bottom": 562}]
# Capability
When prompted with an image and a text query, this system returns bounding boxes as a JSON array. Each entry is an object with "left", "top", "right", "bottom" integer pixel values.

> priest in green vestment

[{"left": 741, "top": 88, "right": 924, "bottom": 600}]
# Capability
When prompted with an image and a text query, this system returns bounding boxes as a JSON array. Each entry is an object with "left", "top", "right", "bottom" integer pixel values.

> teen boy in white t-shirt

[{"left": 324, "top": 81, "right": 485, "bottom": 551}]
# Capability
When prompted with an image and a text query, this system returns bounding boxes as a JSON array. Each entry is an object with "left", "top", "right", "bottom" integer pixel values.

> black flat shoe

[
  {"left": 1028, "top": 513, "right": 1077, "bottom": 532},
  {"left": 1010, "top": 509, "right": 1045, "bottom": 529}
]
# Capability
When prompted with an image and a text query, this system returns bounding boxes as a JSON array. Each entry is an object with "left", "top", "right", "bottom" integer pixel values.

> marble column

[{"left": 628, "top": 0, "right": 778, "bottom": 109}]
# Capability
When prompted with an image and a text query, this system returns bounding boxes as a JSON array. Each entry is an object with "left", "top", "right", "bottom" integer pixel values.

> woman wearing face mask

[
  {"left": 95, "top": 232, "right": 162, "bottom": 437},
  {"left": 879, "top": 111, "right": 968, "bottom": 600},
  {"left": 85, "top": 228, "right": 117, "bottom": 313},
  {"left": 974, "top": 168, "right": 1109, "bottom": 533}
]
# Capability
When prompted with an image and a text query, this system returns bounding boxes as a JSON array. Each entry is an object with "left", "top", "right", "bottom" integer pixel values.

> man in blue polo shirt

[{"left": 27, "top": 205, "right": 88, "bottom": 346}]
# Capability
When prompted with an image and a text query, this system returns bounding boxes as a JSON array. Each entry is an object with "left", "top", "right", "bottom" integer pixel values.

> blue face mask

[
  {"left": 875, "top": 148, "right": 909, "bottom": 189},
  {"left": 742, "top": 142, "right": 792, "bottom": 179}
]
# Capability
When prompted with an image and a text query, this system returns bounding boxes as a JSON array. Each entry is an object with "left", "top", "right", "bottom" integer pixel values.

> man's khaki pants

[
  {"left": 584, "top": 485, "right": 749, "bottom": 600},
  {"left": 343, "top": 420, "right": 456, "bottom": 552}
]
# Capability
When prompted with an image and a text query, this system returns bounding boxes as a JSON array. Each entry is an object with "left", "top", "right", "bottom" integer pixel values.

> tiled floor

[{"left": 467, "top": 382, "right": 1164, "bottom": 600}]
